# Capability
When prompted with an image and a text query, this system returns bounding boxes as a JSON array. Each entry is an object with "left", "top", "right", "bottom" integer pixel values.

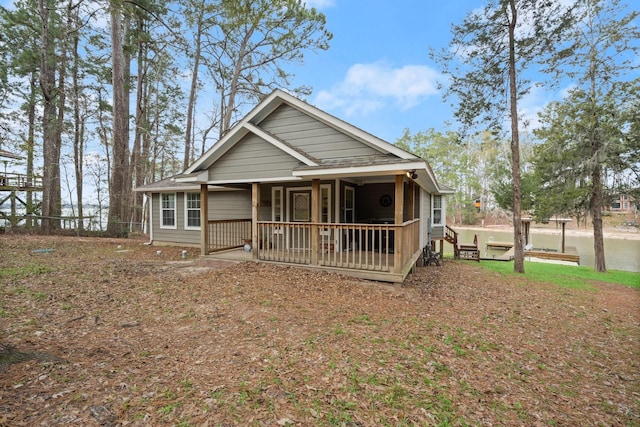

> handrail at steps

[{"left": 445, "top": 225, "right": 459, "bottom": 258}]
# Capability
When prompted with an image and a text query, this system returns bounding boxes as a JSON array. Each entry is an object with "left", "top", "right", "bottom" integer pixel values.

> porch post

[
  {"left": 394, "top": 174, "right": 404, "bottom": 273},
  {"left": 311, "top": 179, "right": 320, "bottom": 265},
  {"left": 252, "top": 183, "right": 260, "bottom": 258},
  {"left": 200, "top": 183, "right": 209, "bottom": 256}
]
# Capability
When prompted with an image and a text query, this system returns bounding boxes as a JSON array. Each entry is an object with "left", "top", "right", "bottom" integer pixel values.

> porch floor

[{"left": 206, "top": 248, "right": 255, "bottom": 262}]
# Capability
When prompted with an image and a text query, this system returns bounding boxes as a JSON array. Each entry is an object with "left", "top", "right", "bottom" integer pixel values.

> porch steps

[{"left": 444, "top": 225, "right": 480, "bottom": 262}]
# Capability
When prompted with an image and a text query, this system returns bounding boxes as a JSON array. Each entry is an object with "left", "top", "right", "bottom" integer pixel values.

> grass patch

[
  {"left": 480, "top": 260, "right": 640, "bottom": 289},
  {"left": 0, "top": 264, "right": 53, "bottom": 281}
]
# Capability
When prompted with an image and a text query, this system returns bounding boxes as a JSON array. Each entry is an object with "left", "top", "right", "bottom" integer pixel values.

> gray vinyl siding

[
  {"left": 152, "top": 190, "right": 251, "bottom": 245},
  {"left": 259, "top": 105, "right": 380, "bottom": 159},
  {"left": 208, "top": 190, "right": 251, "bottom": 220},
  {"left": 421, "top": 189, "right": 435, "bottom": 243},
  {"left": 208, "top": 133, "right": 301, "bottom": 181},
  {"left": 152, "top": 192, "right": 200, "bottom": 245}
]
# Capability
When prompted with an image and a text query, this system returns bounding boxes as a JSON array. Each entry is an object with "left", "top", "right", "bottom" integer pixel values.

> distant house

[
  {"left": 136, "top": 90, "right": 453, "bottom": 283},
  {"left": 608, "top": 193, "right": 636, "bottom": 213}
]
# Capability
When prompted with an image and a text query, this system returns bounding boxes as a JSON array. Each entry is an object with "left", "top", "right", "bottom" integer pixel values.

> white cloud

[
  {"left": 303, "top": 0, "right": 335, "bottom": 9},
  {"left": 314, "top": 62, "right": 441, "bottom": 117}
]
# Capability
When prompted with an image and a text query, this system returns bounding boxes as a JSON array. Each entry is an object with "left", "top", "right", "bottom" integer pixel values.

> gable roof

[{"left": 178, "top": 89, "right": 452, "bottom": 193}]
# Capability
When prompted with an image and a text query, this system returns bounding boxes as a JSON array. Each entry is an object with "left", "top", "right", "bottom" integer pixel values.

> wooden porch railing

[
  {"left": 207, "top": 218, "right": 252, "bottom": 253},
  {"left": 256, "top": 219, "right": 421, "bottom": 274},
  {"left": 0, "top": 173, "right": 43, "bottom": 190}
]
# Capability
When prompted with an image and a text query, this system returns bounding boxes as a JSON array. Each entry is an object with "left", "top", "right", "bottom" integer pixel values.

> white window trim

[
  {"left": 320, "top": 184, "right": 332, "bottom": 236},
  {"left": 320, "top": 184, "right": 332, "bottom": 223},
  {"left": 272, "top": 186, "right": 284, "bottom": 234},
  {"left": 160, "top": 193, "right": 177, "bottom": 230},
  {"left": 344, "top": 186, "right": 355, "bottom": 223},
  {"left": 184, "top": 192, "right": 201, "bottom": 231},
  {"left": 432, "top": 194, "right": 443, "bottom": 226}
]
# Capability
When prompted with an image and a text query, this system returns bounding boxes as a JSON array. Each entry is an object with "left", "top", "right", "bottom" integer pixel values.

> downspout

[{"left": 143, "top": 191, "right": 153, "bottom": 245}]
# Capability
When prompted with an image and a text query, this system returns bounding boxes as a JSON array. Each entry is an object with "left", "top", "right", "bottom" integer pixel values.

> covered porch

[{"left": 198, "top": 175, "right": 425, "bottom": 283}]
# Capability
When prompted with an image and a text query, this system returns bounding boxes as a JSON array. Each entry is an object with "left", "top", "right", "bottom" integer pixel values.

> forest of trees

[
  {"left": 0, "top": 0, "right": 638, "bottom": 273},
  {"left": 0, "top": 0, "right": 331, "bottom": 235},
  {"left": 423, "top": 0, "right": 639, "bottom": 273}
]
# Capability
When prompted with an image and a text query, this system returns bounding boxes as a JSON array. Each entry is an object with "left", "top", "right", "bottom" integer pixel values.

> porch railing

[
  {"left": 0, "top": 172, "right": 43, "bottom": 190},
  {"left": 256, "top": 219, "right": 421, "bottom": 274},
  {"left": 207, "top": 218, "right": 252, "bottom": 253}
]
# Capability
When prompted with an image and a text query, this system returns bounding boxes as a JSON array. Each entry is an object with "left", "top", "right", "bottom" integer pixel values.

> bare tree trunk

[
  {"left": 591, "top": 166, "right": 606, "bottom": 271},
  {"left": 108, "top": 1, "right": 130, "bottom": 236},
  {"left": 588, "top": 48, "right": 606, "bottom": 272},
  {"left": 131, "top": 17, "right": 146, "bottom": 229},
  {"left": 184, "top": 5, "right": 204, "bottom": 170},
  {"left": 71, "top": 8, "right": 83, "bottom": 230},
  {"left": 221, "top": 28, "right": 253, "bottom": 136},
  {"left": 507, "top": 0, "right": 524, "bottom": 273},
  {"left": 25, "top": 72, "right": 37, "bottom": 228},
  {"left": 97, "top": 88, "right": 112, "bottom": 191},
  {"left": 39, "top": 0, "right": 61, "bottom": 234}
]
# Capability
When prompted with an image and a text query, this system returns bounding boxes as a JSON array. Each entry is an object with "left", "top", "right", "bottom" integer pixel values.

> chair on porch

[{"left": 422, "top": 243, "right": 441, "bottom": 267}]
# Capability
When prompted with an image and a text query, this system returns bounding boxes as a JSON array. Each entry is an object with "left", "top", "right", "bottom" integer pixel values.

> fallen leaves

[{"left": 0, "top": 234, "right": 638, "bottom": 426}]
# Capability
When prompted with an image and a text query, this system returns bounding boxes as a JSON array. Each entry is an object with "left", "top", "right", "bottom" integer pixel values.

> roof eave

[{"left": 292, "top": 161, "right": 428, "bottom": 179}]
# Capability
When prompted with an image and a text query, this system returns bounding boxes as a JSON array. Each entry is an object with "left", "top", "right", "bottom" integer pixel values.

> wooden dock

[
  {"left": 483, "top": 246, "right": 580, "bottom": 264},
  {"left": 486, "top": 241, "right": 514, "bottom": 250},
  {"left": 525, "top": 246, "right": 580, "bottom": 264}
]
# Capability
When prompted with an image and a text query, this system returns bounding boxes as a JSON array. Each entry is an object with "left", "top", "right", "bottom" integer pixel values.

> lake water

[{"left": 455, "top": 227, "right": 640, "bottom": 273}]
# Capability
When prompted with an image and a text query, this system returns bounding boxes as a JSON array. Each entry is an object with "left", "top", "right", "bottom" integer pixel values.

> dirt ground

[{"left": 0, "top": 235, "right": 638, "bottom": 426}]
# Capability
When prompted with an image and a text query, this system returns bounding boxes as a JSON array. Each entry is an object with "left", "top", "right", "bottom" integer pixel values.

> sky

[
  {"left": 1, "top": 0, "right": 637, "bottom": 209},
  {"left": 0, "top": 0, "right": 586, "bottom": 148},
  {"left": 287, "top": 0, "right": 498, "bottom": 142}
]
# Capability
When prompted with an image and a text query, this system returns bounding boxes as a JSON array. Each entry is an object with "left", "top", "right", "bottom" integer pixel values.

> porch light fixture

[{"left": 407, "top": 170, "right": 418, "bottom": 180}]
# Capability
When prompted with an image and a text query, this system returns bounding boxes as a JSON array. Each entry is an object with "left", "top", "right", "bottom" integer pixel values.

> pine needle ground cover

[{"left": 1, "top": 235, "right": 638, "bottom": 426}]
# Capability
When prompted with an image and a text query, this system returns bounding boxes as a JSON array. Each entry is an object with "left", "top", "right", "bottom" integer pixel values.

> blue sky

[
  {"left": 289, "top": 0, "right": 487, "bottom": 142},
  {"left": 0, "top": 0, "right": 567, "bottom": 146}
]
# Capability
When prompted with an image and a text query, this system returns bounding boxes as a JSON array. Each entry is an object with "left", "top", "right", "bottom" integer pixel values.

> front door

[{"left": 288, "top": 189, "right": 311, "bottom": 249}]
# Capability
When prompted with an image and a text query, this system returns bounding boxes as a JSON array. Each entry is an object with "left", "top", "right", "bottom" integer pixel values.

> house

[
  {"left": 608, "top": 193, "right": 636, "bottom": 213},
  {"left": 136, "top": 90, "right": 453, "bottom": 283}
]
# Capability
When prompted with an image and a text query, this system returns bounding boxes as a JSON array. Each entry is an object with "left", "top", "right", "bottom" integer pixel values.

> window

[
  {"left": 185, "top": 193, "right": 201, "bottom": 229},
  {"left": 292, "top": 192, "right": 310, "bottom": 221},
  {"left": 161, "top": 193, "right": 176, "bottom": 229},
  {"left": 321, "top": 185, "right": 331, "bottom": 223},
  {"left": 272, "top": 187, "right": 283, "bottom": 234},
  {"left": 272, "top": 187, "right": 283, "bottom": 221},
  {"left": 432, "top": 195, "right": 442, "bottom": 225},
  {"left": 344, "top": 186, "right": 355, "bottom": 223}
]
